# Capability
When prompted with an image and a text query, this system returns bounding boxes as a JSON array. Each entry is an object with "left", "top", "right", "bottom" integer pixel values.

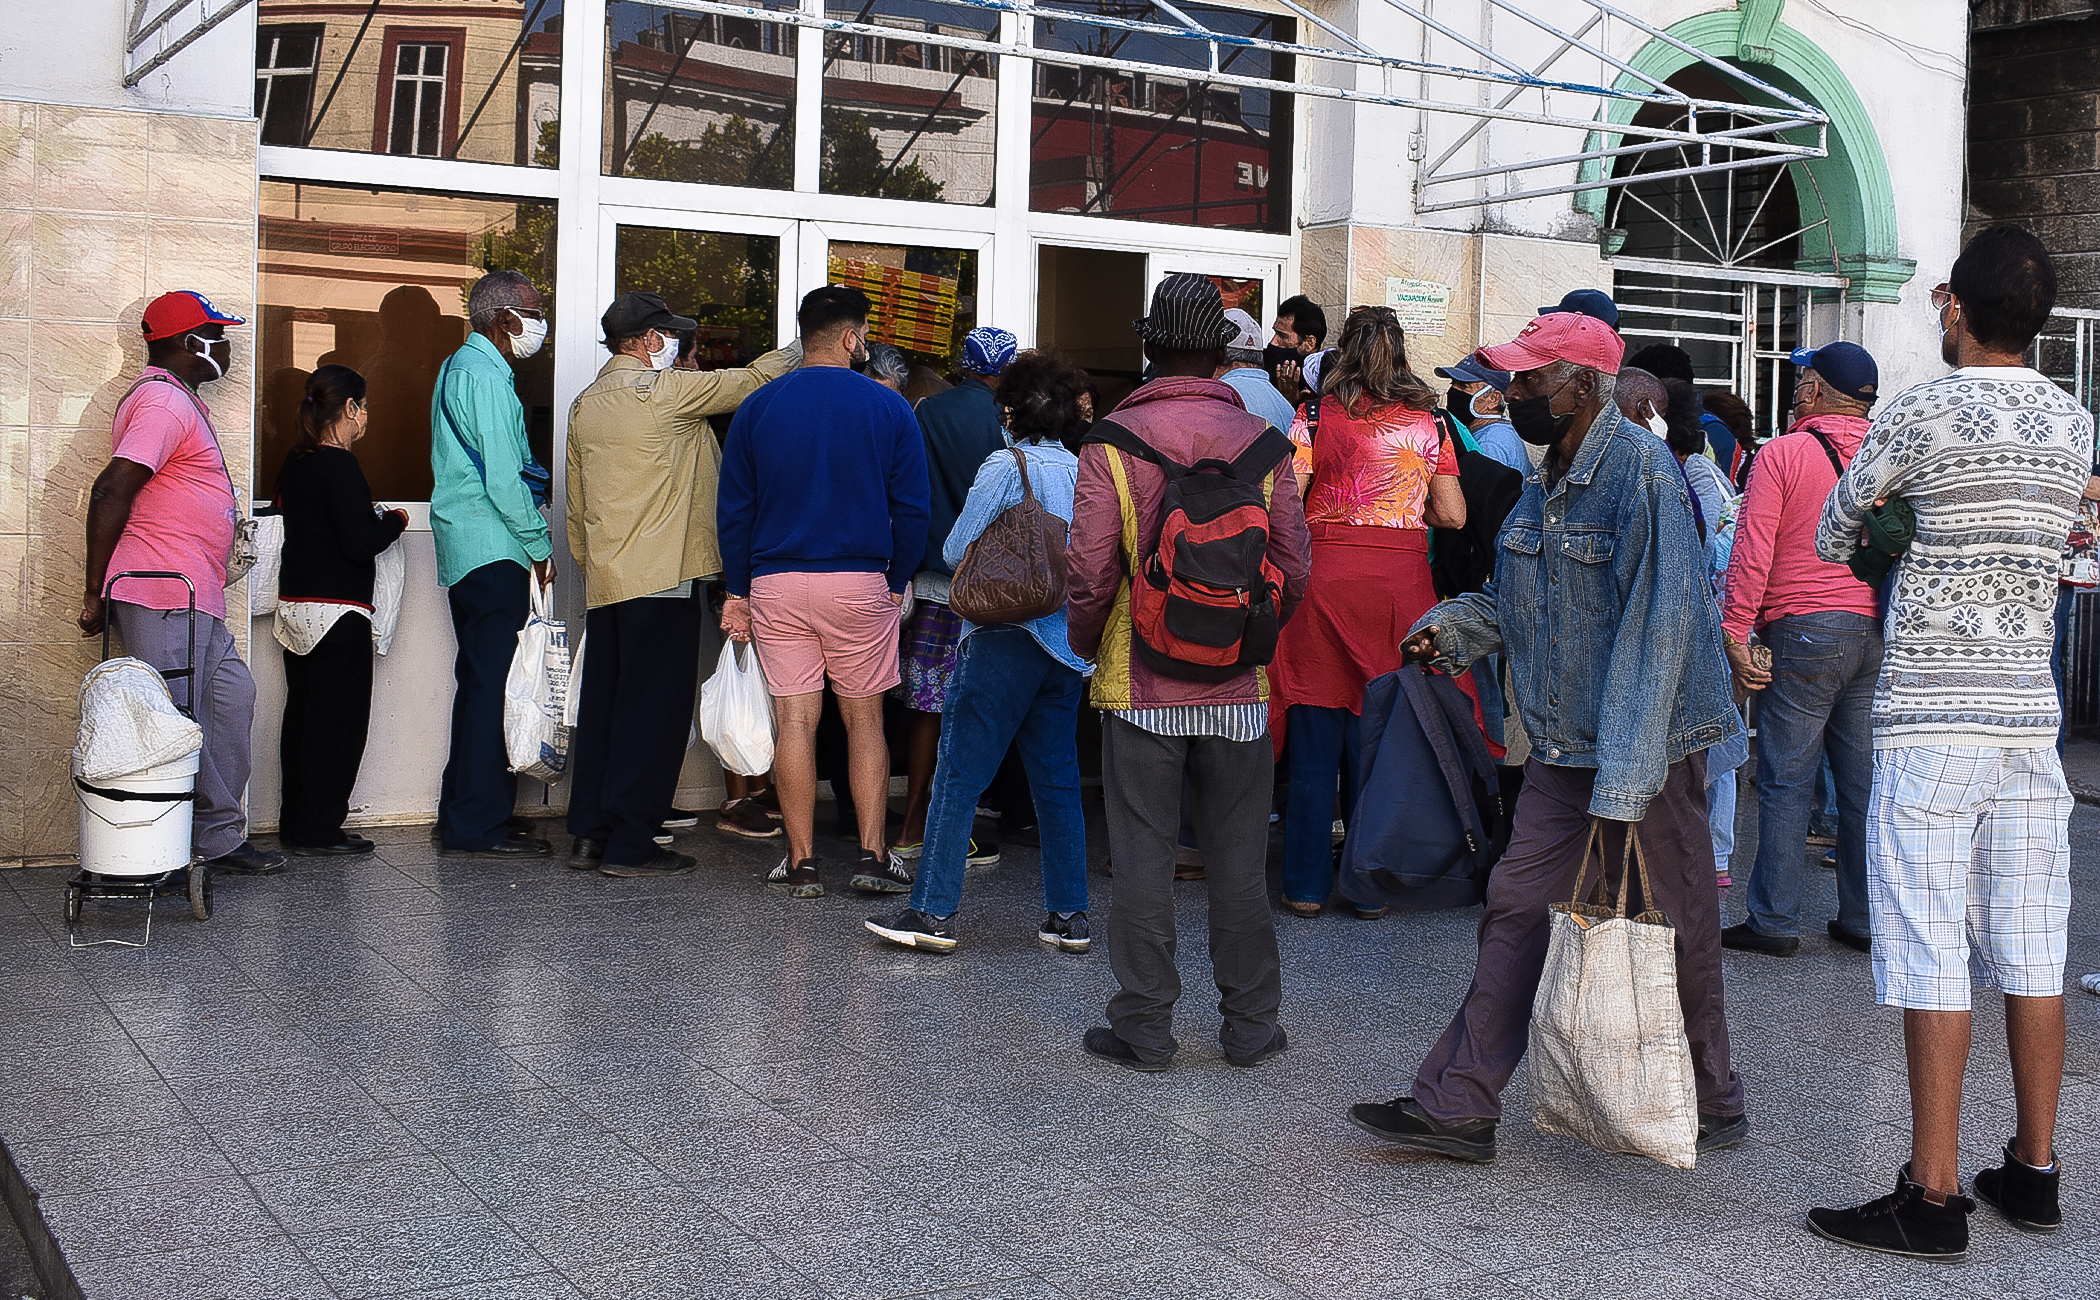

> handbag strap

[
  {"left": 1009, "top": 445, "right": 1037, "bottom": 507},
  {"left": 1620, "top": 823, "right": 1657, "bottom": 919},
  {"left": 1567, "top": 820, "right": 1656, "bottom": 917}
]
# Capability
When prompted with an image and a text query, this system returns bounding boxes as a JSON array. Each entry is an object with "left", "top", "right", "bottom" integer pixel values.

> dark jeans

[
  {"left": 279, "top": 613, "right": 374, "bottom": 847},
  {"left": 1282, "top": 704, "right": 1361, "bottom": 905},
  {"left": 566, "top": 590, "right": 703, "bottom": 865},
  {"left": 2054, "top": 584, "right": 2075, "bottom": 755},
  {"left": 1101, "top": 714, "right": 1281, "bottom": 1065},
  {"left": 438, "top": 560, "right": 529, "bottom": 851},
  {"left": 1413, "top": 754, "right": 1743, "bottom": 1123},
  {"left": 910, "top": 629, "right": 1085, "bottom": 918},
  {"left": 1745, "top": 612, "right": 1879, "bottom": 939}
]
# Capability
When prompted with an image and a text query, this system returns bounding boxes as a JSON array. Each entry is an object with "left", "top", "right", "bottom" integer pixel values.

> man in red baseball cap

[
  {"left": 79, "top": 290, "right": 285, "bottom": 877},
  {"left": 1347, "top": 309, "right": 1748, "bottom": 1165}
]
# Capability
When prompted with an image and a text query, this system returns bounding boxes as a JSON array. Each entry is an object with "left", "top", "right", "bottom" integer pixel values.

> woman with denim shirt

[{"left": 865, "top": 352, "right": 1094, "bottom": 954}]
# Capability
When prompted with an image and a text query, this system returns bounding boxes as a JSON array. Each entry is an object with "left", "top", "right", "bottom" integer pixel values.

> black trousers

[
  {"left": 439, "top": 560, "right": 529, "bottom": 851},
  {"left": 279, "top": 613, "right": 374, "bottom": 847},
  {"left": 566, "top": 590, "right": 704, "bottom": 865}
]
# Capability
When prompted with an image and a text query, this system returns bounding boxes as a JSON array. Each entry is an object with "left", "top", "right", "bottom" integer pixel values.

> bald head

[{"left": 1615, "top": 367, "right": 1666, "bottom": 426}]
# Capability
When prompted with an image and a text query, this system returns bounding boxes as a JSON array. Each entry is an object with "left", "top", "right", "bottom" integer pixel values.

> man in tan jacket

[{"left": 563, "top": 292, "right": 797, "bottom": 877}]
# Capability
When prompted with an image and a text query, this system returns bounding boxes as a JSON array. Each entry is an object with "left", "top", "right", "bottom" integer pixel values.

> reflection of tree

[
  {"left": 478, "top": 119, "right": 562, "bottom": 311},
  {"left": 819, "top": 108, "right": 943, "bottom": 201},
  {"left": 617, "top": 225, "right": 778, "bottom": 363}
]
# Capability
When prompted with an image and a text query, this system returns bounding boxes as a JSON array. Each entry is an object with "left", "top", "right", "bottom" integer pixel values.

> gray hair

[
  {"left": 863, "top": 342, "right": 910, "bottom": 388},
  {"left": 1543, "top": 359, "right": 1616, "bottom": 410},
  {"left": 1224, "top": 346, "right": 1265, "bottom": 368},
  {"left": 467, "top": 269, "right": 537, "bottom": 325}
]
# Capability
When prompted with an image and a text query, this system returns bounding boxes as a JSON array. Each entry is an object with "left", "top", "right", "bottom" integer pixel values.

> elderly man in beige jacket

[{"left": 563, "top": 292, "right": 797, "bottom": 877}]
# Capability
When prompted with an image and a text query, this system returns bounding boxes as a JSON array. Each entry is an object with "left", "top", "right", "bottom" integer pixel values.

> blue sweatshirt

[{"left": 717, "top": 366, "right": 931, "bottom": 596}]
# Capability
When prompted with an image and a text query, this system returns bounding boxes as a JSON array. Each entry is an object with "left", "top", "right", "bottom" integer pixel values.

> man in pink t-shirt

[
  {"left": 78, "top": 291, "right": 283, "bottom": 876},
  {"left": 1719, "top": 340, "right": 1884, "bottom": 956}
]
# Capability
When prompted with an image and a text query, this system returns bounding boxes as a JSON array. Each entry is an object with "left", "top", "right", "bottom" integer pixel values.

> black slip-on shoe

[
  {"left": 850, "top": 850, "right": 915, "bottom": 895},
  {"left": 1083, "top": 1026, "right": 1170, "bottom": 1073},
  {"left": 1696, "top": 1112, "right": 1751, "bottom": 1153},
  {"left": 1721, "top": 922, "right": 1800, "bottom": 957},
  {"left": 1348, "top": 1097, "right": 1497, "bottom": 1163},
  {"left": 567, "top": 838, "right": 606, "bottom": 871},
  {"left": 1827, "top": 920, "right": 1872, "bottom": 953},
  {"left": 284, "top": 835, "right": 373, "bottom": 858},
  {"left": 439, "top": 837, "right": 551, "bottom": 859},
  {"left": 718, "top": 798, "right": 783, "bottom": 839},
  {"left": 1038, "top": 911, "right": 1091, "bottom": 953},
  {"left": 1226, "top": 1027, "right": 1289, "bottom": 1069},
  {"left": 1974, "top": 1142, "right": 2062, "bottom": 1233},
  {"left": 1807, "top": 1163, "right": 1974, "bottom": 1261},
  {"left": 209, "top": 841, "right": 289, "bottom": 875},
  {"left": 601, "top": 850, "right": 698, "bottom": 879},
  {"left": 865, "top": 906, "right": 958, "bottom": 953},
  {"left": 768, "top": 856, "right": 824, "bottom": 899}
]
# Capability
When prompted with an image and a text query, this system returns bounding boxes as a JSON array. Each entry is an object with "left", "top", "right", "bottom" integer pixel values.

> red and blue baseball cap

[
  {"left": 1790, "top": 341, "right": 1879, "bottom": 405},
  {"left": 142, "top": 290, "right": 246, "bottom": 342}
]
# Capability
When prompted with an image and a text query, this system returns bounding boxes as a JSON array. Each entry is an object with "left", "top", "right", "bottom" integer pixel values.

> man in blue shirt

[
  {"left": 1437, "top": 355, "right": 1526, "bottom": 475},
  {"left": 718, "top": 286, "right": 931, "bottom": 901},
  {"left": 1216, "top": 308, "right": 1297, "bottom": 431}
]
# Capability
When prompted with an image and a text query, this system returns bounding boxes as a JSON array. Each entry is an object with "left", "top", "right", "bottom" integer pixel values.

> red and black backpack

[{"left": 1085, "top": 418, "right": 1296, "bottom": 682}]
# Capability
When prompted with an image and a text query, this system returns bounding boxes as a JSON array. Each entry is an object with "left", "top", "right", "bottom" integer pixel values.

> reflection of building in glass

[
  {"left": 257, "top": 182, "right": 558, "bottom": 502},
  {"left": 253, "top": 1, "right": 563, "bottom": 168},
  {"left": 603, "top": 5, "right": 799, "bottom": 188},
  {"left": 819, "top": 3, "right": 997, "bottom": 205}
]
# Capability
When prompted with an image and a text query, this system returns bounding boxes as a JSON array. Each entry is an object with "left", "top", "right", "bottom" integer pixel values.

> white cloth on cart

[{"left": 74, "top": 658, "right": 203, "bottom": 782}]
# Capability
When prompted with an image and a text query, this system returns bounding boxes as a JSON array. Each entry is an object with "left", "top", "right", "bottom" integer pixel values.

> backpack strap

[
  {"left": 1806, "top": 427, "right": 1847, "bottom": 478},
  {"left": 1102, "top": 445, "right": 1140, "bottom": 562},
  {"left": 1227, "top": 426, "right": 1296, "bottom": 482},
  {"left": 1084, "top": 418, "right": 1191, "bottom": 479}
]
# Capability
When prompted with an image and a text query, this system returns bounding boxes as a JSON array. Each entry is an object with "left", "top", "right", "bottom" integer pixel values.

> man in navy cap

[
  {"left": 1718, "top": 339, "right": 1883, "bottom": 956},
  {"left": 1539, "top": 288, "right": 1621, "bottom": 331},
  {"left": 1436, "top": 355, "right": 1525, "bottom": 475}
]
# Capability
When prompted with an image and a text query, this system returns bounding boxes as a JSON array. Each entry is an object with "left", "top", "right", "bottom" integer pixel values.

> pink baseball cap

[{"left": 1475, "top": 311, "right": 1624, "bottom": 376}]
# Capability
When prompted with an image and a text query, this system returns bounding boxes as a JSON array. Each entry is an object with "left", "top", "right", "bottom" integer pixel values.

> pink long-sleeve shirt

[{"left": 1721, "top": 413, "right": 1880, "bottom": 640}]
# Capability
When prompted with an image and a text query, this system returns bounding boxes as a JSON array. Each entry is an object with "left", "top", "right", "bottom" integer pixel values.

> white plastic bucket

[{"left": 75, "top": 750, "right": 200, "bottom": 878}]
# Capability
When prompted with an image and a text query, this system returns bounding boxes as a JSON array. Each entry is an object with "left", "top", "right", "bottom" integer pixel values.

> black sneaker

[
  {"left": 1827, "top": 920, "right": 1871, "bottom": 953},
  {"left": 1807, "top": 1163, "right": 1975, "bottom": 1261},
  {"left": 1973, "top": 1142, "right": 2062, "bottom": 1233},
  {"left": 865, "top": 906, "right": 958, "bottom": 953},
  {"left": 1696, "top": 1112, "right": 1751, "bottom": 1153},
  {"left": 1038, "top": 912, "right": 1091, "bottom": 953},
  {"left": 567, "top": 838, "right": 606, "bottom": 871},
  {"left": 1083, "top": 1026, "right": 1170, "bottom": 1073},
  {"left": 661, "top": 807, "right": 702, "bottom": 829},
  {"left": 768, "top": 856, "right": 823, "bottom": 899},
  {"left": 1720, "top": 922, "right": 1799, "bottom": 957},
  {"left": 208, "top": 841, "right": 288, "bottom": 876},
  {"left": 718, "top": 798, "right": 782, "bottom": 839},
  {"left": 1348, "top": 1096, "right": 1497, "bottom": 1163},
  {"left": 600, "top": 850, "right": 697, "bottom": 878},
  {"left": 965, "top": 839, "right": 1001, "bottom": 869},
  {"left": 283, "top": 834, "right": 374, "bottom": 857},
  {"left": 849, "top": 850, "right": 914, "bottom": 894},
  {"left": 1226, "top": 1027, "right": 1289, "bottom": 1069}
]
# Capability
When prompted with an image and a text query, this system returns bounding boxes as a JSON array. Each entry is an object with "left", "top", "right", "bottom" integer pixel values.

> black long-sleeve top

[{"left": 276, "top": 446, "right": 408, "bottom": 605}]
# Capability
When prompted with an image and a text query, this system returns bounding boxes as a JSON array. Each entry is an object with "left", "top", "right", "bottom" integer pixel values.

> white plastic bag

[
  {"left": 699, "top": 639, "right": 775, "bottom": 775},
  {"left": 246, "top": 514, "right": 284, "bottom": 617},
  {"left": 371, "top": 533, "right": 406, "bottom": 655},
  {"left": 504, "top": 581, "right": 571, "bottom": 783},
  {"left": 563, "top": 631, "right": 587, "bottom": 728}
]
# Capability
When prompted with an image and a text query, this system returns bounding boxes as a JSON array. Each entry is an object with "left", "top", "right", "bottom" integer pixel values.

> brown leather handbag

[{"left": 949, "top": 447, "right": 1069, "bottom": 626}]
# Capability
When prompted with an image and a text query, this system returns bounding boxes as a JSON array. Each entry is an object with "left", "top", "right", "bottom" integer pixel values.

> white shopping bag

[
  {"left": 246, "top": 514, "right": 284, "bottom": 617},
  {"left": 371, "top": 533, "right": 406, "bottom": 655},
  {"left": 699, "top": 639, "right": 775, "bottom": 776},
  {"left": 504, "top": 580, "right": 571, "bottom": 783}
]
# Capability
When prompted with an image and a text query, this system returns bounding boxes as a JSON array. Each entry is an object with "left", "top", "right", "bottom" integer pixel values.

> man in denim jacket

[{"left": 1349, "top": 310, "right": 1748, "bottom": 1163}]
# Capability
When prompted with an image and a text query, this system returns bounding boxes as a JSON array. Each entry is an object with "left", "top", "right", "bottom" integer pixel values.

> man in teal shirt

[{"left": 432, "top": 269, "right": 556, "bottom": 857}]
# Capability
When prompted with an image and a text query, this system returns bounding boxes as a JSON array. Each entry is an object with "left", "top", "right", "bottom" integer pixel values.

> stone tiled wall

[
  {"left": 0, "top": 99, "right": 259, "bottom": 861},
  {"left": 1968, "top": 13, "right": 2100, "bottom": 304}
]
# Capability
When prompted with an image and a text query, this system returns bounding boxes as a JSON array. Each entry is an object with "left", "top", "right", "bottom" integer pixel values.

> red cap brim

[{"left": 1474, "top": 340, "right": 1558, "bottom": 374}]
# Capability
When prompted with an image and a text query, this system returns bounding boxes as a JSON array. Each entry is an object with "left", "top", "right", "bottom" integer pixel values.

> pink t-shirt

[
  {"left": 1721, "top": 413, "right": 1880, "bottom": 640},
  {"left": 107, "top": 368, "right": 237, "bottom": 620}
]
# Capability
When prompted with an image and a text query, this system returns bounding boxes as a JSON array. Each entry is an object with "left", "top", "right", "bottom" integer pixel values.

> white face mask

[
  {"left": 647, "top": 332, "right": 679, "bottom": 371},
  {"left": 511, "top": 312, "right": 549, "bottom": 359},
  {"left": 188, "top": 334, "right": 225, "bottom": 379},
  {"left": 1644, "top": 412, "right": 1670, "bottom": 440}
]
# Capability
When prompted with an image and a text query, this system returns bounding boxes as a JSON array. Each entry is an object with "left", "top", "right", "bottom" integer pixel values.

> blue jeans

[
  {"left": 1746, "top": 612, "right": 1879, "bottom": 938},
  {"left": 2053, "top": 584, "right": 2075, "bottom": 755},
  {"left": 1808, "top": 755, "right": 1838, "bottom": 839},
  {"left": 1283, "top": 704, "right": 1362, "bottom": 905},
  {"left": 910, "top": 629, "right": 1087, "bottom": 918}
]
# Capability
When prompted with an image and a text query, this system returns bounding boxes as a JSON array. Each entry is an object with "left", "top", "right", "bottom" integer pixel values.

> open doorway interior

[{"left": 1037, "top": 245, "right": 1147, "bottom": 413}]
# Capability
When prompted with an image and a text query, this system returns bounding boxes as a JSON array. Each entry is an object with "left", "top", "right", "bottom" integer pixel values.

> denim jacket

[{"left": 1413, "top": 410, "right": 1740, "bottom": 820}]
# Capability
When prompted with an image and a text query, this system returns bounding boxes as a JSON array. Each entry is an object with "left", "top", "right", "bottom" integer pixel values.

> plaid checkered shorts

[{"left": 1867, "top": 745, "right": 2072, "bottom": 1011}]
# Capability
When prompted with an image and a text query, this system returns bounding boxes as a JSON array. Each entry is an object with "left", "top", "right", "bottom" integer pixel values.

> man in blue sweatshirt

[{"left": 717, "top": 285, "right": 931, "bottom": 900}]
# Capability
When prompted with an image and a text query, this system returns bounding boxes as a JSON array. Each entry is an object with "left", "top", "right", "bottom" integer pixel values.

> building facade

[{"left": 0, "top": 0, "right": 1969, "bottom": 858}]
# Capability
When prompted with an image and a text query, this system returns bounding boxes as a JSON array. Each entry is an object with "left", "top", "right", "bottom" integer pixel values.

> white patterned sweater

[{"left": 1816, "top": 367, "right": 2093, "bottom": 750}]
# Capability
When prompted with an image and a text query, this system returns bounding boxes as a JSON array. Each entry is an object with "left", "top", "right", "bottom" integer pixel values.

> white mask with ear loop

[
  {"left": 647, "top": 332, "right": 679, "bottom": 371},
  {"left": 188, "top": 334, "right": 225, "bottom": 379},
  {"left": 511, "top": 312, "right": 549, "bottom": 359},
  {"left": 1645, "top": 412, "right": 1670, "bottom": 440}
]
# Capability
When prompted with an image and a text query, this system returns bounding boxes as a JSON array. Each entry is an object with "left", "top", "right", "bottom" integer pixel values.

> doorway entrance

[{"left": 1037, "top": 245, "right": 1147, "bottom": 411}]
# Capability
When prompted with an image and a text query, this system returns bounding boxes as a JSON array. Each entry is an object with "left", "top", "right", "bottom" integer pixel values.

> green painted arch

[{"left": 1575, "top": 11, "right": 1914, "bottom": 302}]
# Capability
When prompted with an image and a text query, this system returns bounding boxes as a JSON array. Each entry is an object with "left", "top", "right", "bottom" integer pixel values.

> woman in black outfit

[{"left": 275, "top": 365, "right": 409, "bottom": 856}]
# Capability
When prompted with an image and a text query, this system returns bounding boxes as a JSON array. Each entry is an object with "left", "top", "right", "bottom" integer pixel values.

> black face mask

[
  {"left": 1263, "top": 344, "right": 1301, "bottom": 379},
  {"left": 1509, "top": 377, "right": 1579, "bottom": 446}
]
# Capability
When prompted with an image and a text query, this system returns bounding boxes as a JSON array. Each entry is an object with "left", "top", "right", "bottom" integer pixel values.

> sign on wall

[{"left": 1385, "top": 277, "right": 1452, "bottom": 337}]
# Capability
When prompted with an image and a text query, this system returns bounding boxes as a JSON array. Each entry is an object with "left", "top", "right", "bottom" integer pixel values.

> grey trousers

[
  {"left": 109, "top": 601, "right": 254, "bottom": 859},
  {"left": 1102, "top": 714, "right": 1282, "bottom": 1064}
]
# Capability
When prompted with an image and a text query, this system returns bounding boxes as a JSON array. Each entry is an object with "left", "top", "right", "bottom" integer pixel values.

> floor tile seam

[{"left": 282, "top": 1210, "right": 570, "bottom": 1287}]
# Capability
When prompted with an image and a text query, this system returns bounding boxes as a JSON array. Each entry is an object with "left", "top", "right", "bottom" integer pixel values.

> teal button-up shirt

[{"left": 430, "top": 331, "right": 553, "bottom": 587}]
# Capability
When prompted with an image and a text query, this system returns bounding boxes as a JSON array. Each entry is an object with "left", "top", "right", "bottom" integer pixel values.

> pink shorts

[{"left": 749, "top": 571, "right": 902, "bottom": 698}]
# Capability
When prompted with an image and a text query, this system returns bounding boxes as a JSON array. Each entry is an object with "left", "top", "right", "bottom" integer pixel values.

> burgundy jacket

[{"left": 1066, "top": 376, "right": 1312, "bottom": 710}]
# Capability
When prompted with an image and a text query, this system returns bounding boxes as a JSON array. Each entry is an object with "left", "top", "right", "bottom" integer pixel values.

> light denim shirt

[
  {"left": 1415, "top": 410, "right": 1740, "bottom": 821},
  {"left": 430, "top": 332, "right": 552, "bottom": 587},
  {"left": 945, "top": 440, "right": 1091, "bottom": 675},
  {"left": 1471, "top": 419, "right": 1530, "bottom": 476},
  {"left": 1219, "top": 365, "right": 1297, "bottom": 432}
]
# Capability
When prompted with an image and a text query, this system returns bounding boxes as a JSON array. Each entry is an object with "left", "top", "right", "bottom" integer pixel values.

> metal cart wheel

[
  {"left": 187, "top": 863, "right": 211, "bottom": 921},
  {"left": 64, "top": 881, "right": 83, "bottom": 925}
]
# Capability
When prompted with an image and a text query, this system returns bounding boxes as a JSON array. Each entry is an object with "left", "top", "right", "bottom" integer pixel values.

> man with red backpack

[{"left": 1067, "top": 274, "right": 1312, "bottom": 1072}]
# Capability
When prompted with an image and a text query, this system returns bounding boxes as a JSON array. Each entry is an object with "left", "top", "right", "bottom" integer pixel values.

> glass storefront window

[
  {"left": 1030, "top": 1, "right": 1289, "bottom": 232},
  {"left": 257, "top": 181, "right": 559, "bottom": 503},
  {"left": 253, "top": 1, "right": 564, "bottom": 167},
  {"left": 613, "top": 226, "right": 782, "bottom": 367},
  {"left": 827, "top": 242, "right": 978, "bottom": 377},
  {"left": 819, "top": 1, "right": 997, "bottom": 206},
  {"left": 603, "top": 1, "right": 799, "bottom": 188}
]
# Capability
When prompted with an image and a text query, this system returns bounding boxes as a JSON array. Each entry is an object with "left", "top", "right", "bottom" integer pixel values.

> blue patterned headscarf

[{"left": 963, "top": 326, "right": 1018, "bottom": 376}]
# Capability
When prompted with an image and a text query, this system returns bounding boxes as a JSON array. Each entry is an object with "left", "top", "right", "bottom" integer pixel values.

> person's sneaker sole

[
  {"left": 850, "top": 873, "right": 912, "bottom": 894},
  {"left": 1347, "top": 1107, "right": 1496, "bottom": 1163},
  {"left": 718, "top": 820, "right": 783, "bottom": 839},
  {"left": 1805, "top": 1215, "right": 1967, "bottom": 1262},
  {"left": 600, "top": 855, "right": 698, "bottom": 879},
  {"left": 1037, "top": 928, "right": 1090, "bottom": 953},
  {"left": 863, "top": 916, "right": 957, "bottom": 952},
  {"left": 1696, "top": 1113, "right": 1751, "bottom": 1153}
]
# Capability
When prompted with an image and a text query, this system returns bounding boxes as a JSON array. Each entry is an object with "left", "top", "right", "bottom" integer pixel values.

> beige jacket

[{"left": 565, "top": 345, "right": 797, "bottom": 606}]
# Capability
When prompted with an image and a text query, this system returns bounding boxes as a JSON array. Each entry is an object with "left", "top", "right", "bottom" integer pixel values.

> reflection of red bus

[{"left": 1028, "top": 95, "right": 1283, "bottom": 232}]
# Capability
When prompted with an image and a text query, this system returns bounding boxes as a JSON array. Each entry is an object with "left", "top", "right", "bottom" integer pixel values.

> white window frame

[
  {"left": 255, "top": 24, "right": 321, "bottom": 145},
  {"left": 387, "top": 40, "right": 452, "bottom": 158}
]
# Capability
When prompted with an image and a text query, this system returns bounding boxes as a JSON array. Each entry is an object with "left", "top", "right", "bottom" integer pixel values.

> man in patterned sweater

[{"left": 1806, "top": 227, "right": 2091, "bottom": 1263}]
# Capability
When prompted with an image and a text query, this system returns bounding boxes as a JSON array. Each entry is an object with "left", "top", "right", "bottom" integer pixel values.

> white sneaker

[{"left": 2080, "top": 972, "right": 2100, "bottom": 997}]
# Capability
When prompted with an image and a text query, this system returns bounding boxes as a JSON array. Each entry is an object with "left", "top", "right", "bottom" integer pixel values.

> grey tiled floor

[{"left": 3, "top": 788, "right": 2099, "bottom": 1300}]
